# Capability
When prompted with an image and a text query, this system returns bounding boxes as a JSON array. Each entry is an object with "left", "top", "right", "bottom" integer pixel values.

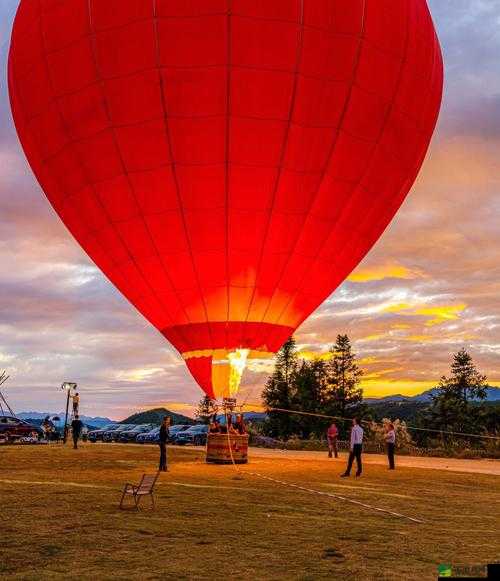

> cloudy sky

[{"left": 1, "top": 1, "right": 499, "bottom": 419}]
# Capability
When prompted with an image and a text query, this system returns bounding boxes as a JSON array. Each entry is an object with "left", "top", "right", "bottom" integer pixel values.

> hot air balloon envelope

[{"left": 8, "top": 0, "right": 443, "bottom": 399}]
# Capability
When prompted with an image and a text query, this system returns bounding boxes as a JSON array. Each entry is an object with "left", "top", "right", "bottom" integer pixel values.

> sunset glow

[{"left": 0, "top": 1, "right": 499, "bottom": 419}]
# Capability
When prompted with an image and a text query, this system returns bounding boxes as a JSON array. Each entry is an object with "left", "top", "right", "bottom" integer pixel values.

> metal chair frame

[{"left": 119, "top": 472, "right": 159, "bottom": 510}]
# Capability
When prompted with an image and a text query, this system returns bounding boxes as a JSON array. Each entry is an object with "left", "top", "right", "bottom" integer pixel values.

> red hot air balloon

[{"left": 8, "top": 0, "right": 442, "bottom": 401}]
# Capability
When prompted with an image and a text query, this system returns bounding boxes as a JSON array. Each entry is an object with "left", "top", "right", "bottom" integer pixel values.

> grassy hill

[{"left": 121, "top": 407, "right": 196, "bottom": 426}]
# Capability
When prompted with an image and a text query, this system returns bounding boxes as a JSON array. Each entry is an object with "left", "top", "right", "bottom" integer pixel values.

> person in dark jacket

[
  {"left": 71, "top": 415, "right": 83, "bottom": 449},
  {"left": 159, "top": 416, "right": 170, "bottom": 472}
]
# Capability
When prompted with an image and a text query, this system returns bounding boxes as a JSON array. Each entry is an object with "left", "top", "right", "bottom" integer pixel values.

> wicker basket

[{"left": 206, "top": 433, "right": 249, "bottom": 464}]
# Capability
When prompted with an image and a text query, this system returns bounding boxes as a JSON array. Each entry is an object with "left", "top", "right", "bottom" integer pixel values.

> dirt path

[{"left": 248, "top": 447, "right": 500, "bottom": 476}]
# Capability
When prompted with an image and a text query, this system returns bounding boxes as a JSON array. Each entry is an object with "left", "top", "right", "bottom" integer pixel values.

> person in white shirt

[
  {"left": 385, "top": 422, "right": 396, "bottom": 469},
  {"left": 341, "top": 418, "right": 363, "bottom": 477}
]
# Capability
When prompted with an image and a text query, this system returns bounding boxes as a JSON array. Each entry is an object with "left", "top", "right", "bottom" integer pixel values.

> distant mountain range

[
  {"left": 17, "top": 412, "right": 112, "bottom": 427},
  {"left": 364, "top": 386, "right": 500, "bottom": 404},
  {"left": 15, "top": 387, "right": 499, "bottom": 427}
]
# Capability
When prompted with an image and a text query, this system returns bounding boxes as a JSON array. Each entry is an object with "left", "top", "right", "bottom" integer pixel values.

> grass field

[{"left": 1, "top": 444, "right": 498, "bottom": 580}]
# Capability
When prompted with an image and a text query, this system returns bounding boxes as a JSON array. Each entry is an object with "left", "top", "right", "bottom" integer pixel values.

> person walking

[
  {"left": 327, "top": 422, "right": 338, "bottom": 458},
  {"left": 341, "top": 418, "right": 363, "bottom": 477},
  {"left": 385, "top": 422, "right": 396, "bottom": 470},
  {"left": 71, "top": 415, "right": 83, "bottom": 449},
  {"left": 159, "top": 416, "right": 170, "bottom": 472}
]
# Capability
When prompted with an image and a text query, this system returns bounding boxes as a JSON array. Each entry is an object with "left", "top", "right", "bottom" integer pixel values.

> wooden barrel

[{"left": 206, "top": 433, "right": 249, "bottom": 464}]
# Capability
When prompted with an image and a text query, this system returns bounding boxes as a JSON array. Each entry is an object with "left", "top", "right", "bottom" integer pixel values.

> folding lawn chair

[{"left": 119, "top": 472, "right": 159, "bottom": 510}]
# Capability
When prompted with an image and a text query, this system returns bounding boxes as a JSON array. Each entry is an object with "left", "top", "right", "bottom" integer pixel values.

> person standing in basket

[
  {"left": 385, "top": 422, "right": 396, "bottom": 470},
  {"left": 159, "top": 416, "right": 170, "bottom": 472},
  {"left": 233, "top": 414, "right": 246, "bottom": 435},
  {"left": 341, "top": 418, "right": 363, "bottom": 477}
]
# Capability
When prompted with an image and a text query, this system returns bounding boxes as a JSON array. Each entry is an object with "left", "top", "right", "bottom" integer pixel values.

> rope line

[
  {"left": 262, "top": 407, "right": 500, "bottom": 441},
  {"left": 218, "top": 407, "right": 424, "bottom": 523},
  {"left": 245, "top": 471, "right": 424, "bottom": 524}
]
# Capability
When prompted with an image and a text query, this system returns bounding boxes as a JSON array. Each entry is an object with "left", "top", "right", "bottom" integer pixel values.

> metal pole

[{"left": 63, "top": 388, "right": 71, "bottom": 444}]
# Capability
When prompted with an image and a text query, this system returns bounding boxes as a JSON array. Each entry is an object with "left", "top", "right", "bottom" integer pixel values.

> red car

[{"left": 0, "top": 416, "right": 40, "bottom": 441}]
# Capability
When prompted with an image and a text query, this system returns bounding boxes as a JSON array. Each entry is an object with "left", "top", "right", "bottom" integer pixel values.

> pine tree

[
  {"left": 440, "top": 348, "right": 487, "bottom": 404},
  {"left": 262, "top": 337, "right": 298, "bottom": 438},
  {"left": 292, "top": 358, "right": 328, "bottom": 438},
  {"left": 324, "top": 335, "right": 364, "bottom": 434},
  {"left": 426, "top": 349, "right": 487, "bottom": 438},
  {"left": 195, "top": 395, "right": 217, "bottom": 424}
]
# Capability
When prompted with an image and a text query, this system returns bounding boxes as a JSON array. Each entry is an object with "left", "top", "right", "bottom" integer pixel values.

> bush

[{"left": 365, "top": 418, "right": 413, "bottom": 452}]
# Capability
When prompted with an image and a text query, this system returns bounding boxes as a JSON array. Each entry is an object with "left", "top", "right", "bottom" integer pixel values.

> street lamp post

[{"left": 61, "top": 382, "right": 77, "bottom": 444}]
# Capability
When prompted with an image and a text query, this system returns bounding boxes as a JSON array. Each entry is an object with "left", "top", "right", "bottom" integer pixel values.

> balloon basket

[{"left": 206, "top": 433, "right": 249, "bottom": 464}]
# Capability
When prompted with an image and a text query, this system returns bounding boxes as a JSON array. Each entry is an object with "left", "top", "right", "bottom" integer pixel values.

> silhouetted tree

[
  {"left": 291, "top": 359, "right": 328, "bottom": 438},
  {"left": 324, "top": 335, "right": 364, "bottom": 436},
  {"left": 438, "top": 348, "right": 487, "bottom": 404},
  {"left": 262, "top": 335, "right": 367, "bottom": 440},
  {"left": 262, "top": 337, "right": 298, "bottom": 438},
  {"left": 195, "top": 395, "right": 217, "bottom": 424},
  {"left": 418, "top": 349, "right": 488, "bottom": 446}
]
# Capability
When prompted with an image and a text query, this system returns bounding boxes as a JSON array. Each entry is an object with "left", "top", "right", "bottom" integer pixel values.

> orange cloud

[
  {"left": 358, "top": 356, "right": 379, "bottom": 365},
  {"left": 417, "top": 304, "right": 467, "bottom": 326},
  {"left": 348, "top": 262, "right": 426, "bottom": 283},
  {"left": 382, "top": 303, "right": 413, "bottom": 314},
  {"left": 362, "top": 368, "right": 403, "bottom": 380},
  {"left": 359, "top": 333, "right": 388, "bottom": 342},
  {"left": 381, "top": 302, "right": 467, "bottom": 326},
  {"left": 297, "top": 350, "right": 333, "bottom": 361},
  {"left": 405, "top": 334, "right": 436, "bottom": 342}
]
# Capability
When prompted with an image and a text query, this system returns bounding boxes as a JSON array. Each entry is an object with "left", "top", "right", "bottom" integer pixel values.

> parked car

[
  {"left": 136, "top": 427, "right": 160, "bottom": 444},
  {"left": 0, "top": 415, "right": 41, "bottom": 442},
  {"left": 102, "top": 424, "right": 134, "bottom": 442},
  {"left": 136, "top": 424, "right": 191, "bottom": 444},
  {"left": 168, "top": 424, "right": 191, "bottom": 443},
  {"left": 88, "top": 423, "right": 120, "bottom": 443},
  {"left": 117, "top": 424, "right": 155, "bottom": 443},
  {"left": 174, "top": 424, "right": 208, "bottom": 446}
]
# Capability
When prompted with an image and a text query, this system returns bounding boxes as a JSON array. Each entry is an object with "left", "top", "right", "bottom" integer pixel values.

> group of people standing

[
  {"left": 327, "top": 418, "right": 397, "bottom": 477},
  {"left": 157, "top": 413, "right": 247, "bottom": 471},
  {"left": 208, "top": 413, "right": 246, "bottom": 435},
  {"left": 66, "top": 400, "right": 397, "bottom": 477}
]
